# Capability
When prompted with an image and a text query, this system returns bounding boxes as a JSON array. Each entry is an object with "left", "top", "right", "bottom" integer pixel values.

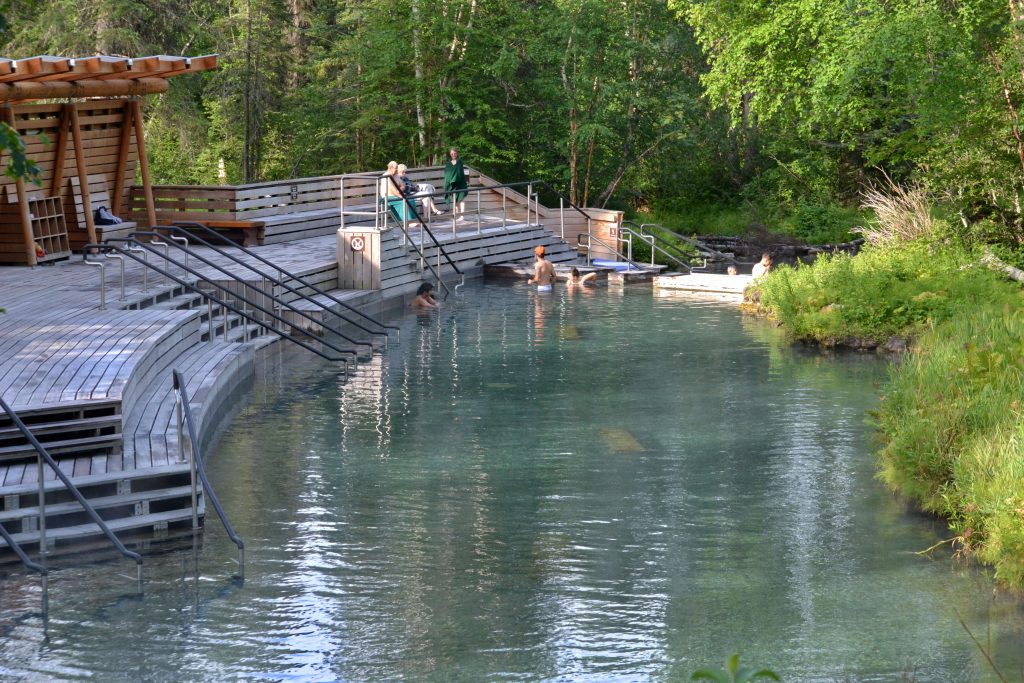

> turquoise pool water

[{"left": 2, "top": 281, "right": 1024, "bottom": 682}]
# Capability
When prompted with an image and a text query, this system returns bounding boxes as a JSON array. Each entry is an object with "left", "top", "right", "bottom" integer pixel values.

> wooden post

[
  {"left": 67, "top": 102, "right": 97, "bottom": 245},
  {"left": 3, "top": 107, "right": 37, "bottom": 265},
  {"left": 111, "top": 101, "right": 133, "bottom": 217},
  {"left": 129, "top": 99, "right": 157, "bottom": 228},
  {"left": 47, "top": 108, "right": 69, "bottom": 199}
]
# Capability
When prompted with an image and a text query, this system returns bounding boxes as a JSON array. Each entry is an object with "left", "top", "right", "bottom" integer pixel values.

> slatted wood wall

[{"left": 0, "top": 101, "right": 138, "bottom": 263}]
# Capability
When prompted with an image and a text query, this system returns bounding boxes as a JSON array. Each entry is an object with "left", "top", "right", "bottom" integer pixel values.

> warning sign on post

[{"left": 350, "top": 236, "right": 365, "bottom": 252}]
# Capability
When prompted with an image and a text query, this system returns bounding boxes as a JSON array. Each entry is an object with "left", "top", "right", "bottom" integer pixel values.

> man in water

[{"left": 527, "top": 245, "right": 556, "bottom": 291}]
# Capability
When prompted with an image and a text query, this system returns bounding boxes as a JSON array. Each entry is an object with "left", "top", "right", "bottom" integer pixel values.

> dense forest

[{"left": 2, "top": 0, "right": 1024, "bottom": 244}]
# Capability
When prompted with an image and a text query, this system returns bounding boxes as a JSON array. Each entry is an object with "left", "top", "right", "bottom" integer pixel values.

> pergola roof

[{"left": 0, "top": 54, "right": 218, "bottom": 102}]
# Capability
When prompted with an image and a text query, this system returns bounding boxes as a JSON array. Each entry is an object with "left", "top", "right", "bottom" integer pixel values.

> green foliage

[
  {"left": 0, "top": 121, "right": 40, "bottom": 184},
  {"left": 632, "top": 203, "right": 751, "bottom": 238},
  {"left": 779, "top": 203, "right": 859, "bottom": 244},
  {"left": 692, "top": 654, "right": 781, "bottom": 683},
  {"left": 754, "top": 240, "right": 1020, "bottom": 345},
  {"left": 874, "top": 304, "right": 1024, "bottom": 586}
]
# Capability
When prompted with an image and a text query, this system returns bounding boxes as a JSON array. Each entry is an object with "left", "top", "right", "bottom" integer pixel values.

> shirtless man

[{"left": 527, "top": 245, "right": 556, "bottom": 291}]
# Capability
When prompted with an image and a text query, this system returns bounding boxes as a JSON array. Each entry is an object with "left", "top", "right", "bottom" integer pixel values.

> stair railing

[
  {"left": 383, "top": 174, "right": 465, "bottom": 299},
  {"left": 0, "top": 520, "right": 48, "bottom": 613},
  {"left": 108, "top": 237, "right": 368, "bottom": 361},
  {"left": 129, "top": 231, "right": 376, "bottom": 355},
  {"left": 84, "top": 244, "right": 357, "bottom": 378},
  {"left": 172, "top": 370, "right": 244, "bottom": 580},
  {"left": 576, "top": 233, "right": 650, "bottom": 271},
  {"left": 619, "top": 224, "right": 696, "bottom": 273},
  {"left": 0, "top": 396, "right": 144, "bottom": 588},
  {"left": 624, "top": 220, "right": 737, "bottom": 264},
  {"left": 158, "top": 223, "right": 399, "bottom": 345}
]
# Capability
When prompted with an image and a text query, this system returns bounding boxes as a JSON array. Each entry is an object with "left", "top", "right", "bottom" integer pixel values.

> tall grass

[
  {"left": 875, "top": 306, "right": 1024, "bottom": 585},
  {"left": 856, "top": 177, "right": 935, "bottom": 245}
]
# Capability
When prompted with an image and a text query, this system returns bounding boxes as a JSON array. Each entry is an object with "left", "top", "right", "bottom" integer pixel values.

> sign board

[
  {"left": 609, "top": 227, "right": 618, "bottom": 237},
  {"left": 350, "top": 236, "right": 365, "bottom": 252},
  {"left": 290, "top": 185, "right": 299, "bottom": 201}
]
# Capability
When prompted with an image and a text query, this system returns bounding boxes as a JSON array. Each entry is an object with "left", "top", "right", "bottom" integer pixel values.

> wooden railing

[
  {"left": 127, "top": 166, "right": 534, "bottom": 226},
  {"left": 126, "top": 167, "right": 621, "bottom": 257}
]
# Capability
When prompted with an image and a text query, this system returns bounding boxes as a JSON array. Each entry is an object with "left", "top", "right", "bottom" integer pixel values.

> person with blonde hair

[
  {"left": 382, "top": 161, "right": 418, "bottom": 227},
  {"left": 397, "top": 163, "right": 442, "bottom": 216},
  {"left": 380, "top": 160, "right": 399, "bottom": 201}
]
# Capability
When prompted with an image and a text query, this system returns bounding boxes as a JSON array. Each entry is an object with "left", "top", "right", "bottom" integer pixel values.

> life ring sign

[{"left": 350, "top": 235, "right": 366, "bottom": 252}]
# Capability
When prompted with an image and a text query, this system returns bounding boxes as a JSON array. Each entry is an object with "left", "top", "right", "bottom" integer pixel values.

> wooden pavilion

[{"left": 0, "top": 54, "right": 217, "bottom": 265}]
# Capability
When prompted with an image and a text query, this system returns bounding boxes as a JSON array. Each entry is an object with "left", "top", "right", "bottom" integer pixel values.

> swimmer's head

[
  {"left": 534, "top": 245, "right": 546, "bottom": 257},
  {"left": 571, "top": 267, "right": 580, "bottom": 277},
  {"left": 416, "top": 282, "right": 433, "bottom": 296}
]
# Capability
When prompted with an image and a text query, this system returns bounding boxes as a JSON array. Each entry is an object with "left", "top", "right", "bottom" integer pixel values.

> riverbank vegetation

[{"left": 751, "top": 198, "right": 1024, "bottom": 584}]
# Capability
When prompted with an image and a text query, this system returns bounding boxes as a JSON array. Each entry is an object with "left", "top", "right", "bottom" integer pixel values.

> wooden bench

[{"left": 66, "top": 174, "right": 138, "bottom": 249}]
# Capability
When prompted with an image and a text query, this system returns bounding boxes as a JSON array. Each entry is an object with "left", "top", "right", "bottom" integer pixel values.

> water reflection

[{"left": 1, "top": 283, "right": 1023, "bottom": 682}]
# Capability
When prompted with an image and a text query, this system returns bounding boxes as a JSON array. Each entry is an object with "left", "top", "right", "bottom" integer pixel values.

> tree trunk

[{"left": 412, "top": 0, "right": 428, "bottom": 151}]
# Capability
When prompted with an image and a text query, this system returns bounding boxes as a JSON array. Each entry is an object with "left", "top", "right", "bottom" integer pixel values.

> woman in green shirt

[{"left": 443, "top": 148, "right": 469, "bottom": 221}]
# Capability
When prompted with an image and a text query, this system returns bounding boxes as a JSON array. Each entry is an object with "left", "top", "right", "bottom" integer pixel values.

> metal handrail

[
  {"left": 84, "top": 244, "right": 356, "bottom": 376},
  {"left": 576, "top": 233, "right": 650, "bottom": 271},
  {"left": 382, "top": 174, "right": 463, "bottom": 298},
  {"left": 107, "top": 237, "right": 365, "bottom": 362},
  {"left": 0, "top": 396, "right": 143, "bottom": 585},
  {"left": 389, "top": 217, "right": 463, "bottom": 300},
  {"left": 130, "top": 231, "right": 374, "bottom": 356},
  {"left": 0, "top": 521, "right": 48, "bottom": 576},
  {"left": 173, "top": 370, "right": 244, "bottom": 579},
  {"left": 619, "top": 224, "right": 695, "bottom": 273},
  {"left": 623, "top": 220, "right": 737, "bottom": 263},
  {"left": 160, "top": 223, "right": 399, "bottom": 343}
]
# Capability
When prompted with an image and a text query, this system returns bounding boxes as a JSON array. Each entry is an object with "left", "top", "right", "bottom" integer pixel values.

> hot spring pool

[{"left": 2, "top": 281, "right": 1023, "bottom": 682}]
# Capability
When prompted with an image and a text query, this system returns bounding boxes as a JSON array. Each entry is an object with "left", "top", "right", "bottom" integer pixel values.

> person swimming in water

[
  {"left": 411, "top": 281, "right": 439, "bottom": 309},
  {"left": 527, "top": 245, "right": 556, "bottom": 292},
  {"left": 565, "top": 267, "right": 597, "bottom": 287}
]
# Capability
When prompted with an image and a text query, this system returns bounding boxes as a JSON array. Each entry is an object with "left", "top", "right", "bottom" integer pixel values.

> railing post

[
  {"left": 105, "top": 253, "right": 126, "bottom": 301},
  {"left": 151, "top": 239, "right": 171, "bottom": 283},
  {"left": 176, "top": 388, "right": 186, "bottom": 464},
  {"left": 187, "top": 407, "right": 199, "bottom": 532},
  {"left": 502, "top": 190, "right": 507, "bottom": 230},
  {"left": 476, "top": 191, "right": 481, "bottom": 235},
  {"left": 167, "top": 235, "right": 189, "bottom": 274},
  {"left": 83, "top": 260, "right": 106, "bottom": 310},
  {"left": 207, "top": 297, "right": 215, "bottom": 340},
  {"left": 527, "top": 184, "right": 533, "bottom": 225},
  {"left": 222, "top": 303, "right": 229, "bottom": 342},
  {"left": 37, "top": 453, "right": 47, "bottom": 566},
  {"left": 127, "top": 246, "right": 149, "bottom": 292},
  {"left": 559, "top": 197, "right": 564, "bottom": 239},
  {"left": 241, "top": 295, "right": 248, "bottom": 342},
  {"left": 339, "top": 176, "right": 346, "bottom": 230}
]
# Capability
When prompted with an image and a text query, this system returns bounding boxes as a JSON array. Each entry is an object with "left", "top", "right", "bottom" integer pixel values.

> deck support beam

[
  {"left": 129, "top": 99, "right": 157, "bottom": 229},
  {"left": 67, "top": 103, "right": 98, "bottom": 246},
  {"left": 3, "top": 107, "right": 37, "bottom": 266},
  {"left": 111, "top": 102, "right": 134, "bottom": 217},
  {"left": 0, "top": 78, "right": 170, "bottom": 102},
  {"left": 47, "top": 108, "right": 70, "bottom": 199}
]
